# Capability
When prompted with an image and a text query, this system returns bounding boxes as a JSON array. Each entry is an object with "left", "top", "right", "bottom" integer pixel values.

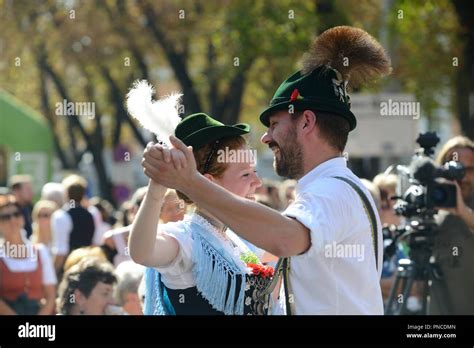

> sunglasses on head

[{"left": 0, "top": 211, "right": 22, "bottom": 222}]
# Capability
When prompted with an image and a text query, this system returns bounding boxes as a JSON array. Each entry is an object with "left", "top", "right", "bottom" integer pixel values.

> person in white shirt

[
  {"left": 51, "top": 175, "right": 95, "bottom": 274},
  {"left": 140, "top": 26, "right": 391, "bottom": 314}
]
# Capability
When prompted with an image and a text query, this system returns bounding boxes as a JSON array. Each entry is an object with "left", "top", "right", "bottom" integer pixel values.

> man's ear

[
  {"left": 73, "top": 289, "right": 86, "bottom": 306},
  {"left": 301, "top": 110, "right": 317, "bottom": 133}
]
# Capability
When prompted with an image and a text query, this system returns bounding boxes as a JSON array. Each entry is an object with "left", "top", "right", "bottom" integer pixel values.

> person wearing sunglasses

[
  {"left": 0, "top": 194, "right": 57, "bottom": 315},
  {"left": 428, "top": 135, "right": 474, "bottom": 315}
]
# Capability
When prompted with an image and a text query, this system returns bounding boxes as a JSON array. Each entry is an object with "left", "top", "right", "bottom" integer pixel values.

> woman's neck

[
  {"left": 35, "top": 225, "right": 51, "bottom": 245},
  {"left": 5, "top": 232, "right": 24, "bottom": 245},
  {"left": 194, "top": 208, "right": 226, "bottom": 235}
]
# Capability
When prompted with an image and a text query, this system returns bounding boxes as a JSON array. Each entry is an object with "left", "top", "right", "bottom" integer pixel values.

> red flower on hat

[{"left": 290, "top": 88, "right": 300, "bottom": 102}]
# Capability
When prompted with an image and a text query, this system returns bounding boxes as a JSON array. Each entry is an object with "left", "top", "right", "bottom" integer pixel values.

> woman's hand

[{"left": 141, "top": 136, "right": 199, "bottom": 193}]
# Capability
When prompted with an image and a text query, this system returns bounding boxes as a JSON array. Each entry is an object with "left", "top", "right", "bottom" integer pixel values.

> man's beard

[{"left": 269, "top": 126, "right": 304, "bottom": 179}]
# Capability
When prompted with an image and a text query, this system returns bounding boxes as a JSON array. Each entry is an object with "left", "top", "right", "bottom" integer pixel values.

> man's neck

[{"left": 300, "top": 150, "right": 342, "bottom": 180}]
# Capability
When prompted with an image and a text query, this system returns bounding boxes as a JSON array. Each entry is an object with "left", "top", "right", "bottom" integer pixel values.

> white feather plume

[{"left": 126, "top": 80, "right": 182, "bottom": 146}]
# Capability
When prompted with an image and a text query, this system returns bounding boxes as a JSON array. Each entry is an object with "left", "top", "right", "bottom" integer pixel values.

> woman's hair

[
  {"left": 114, "top": 261, "right": 144, "bottom": 306},
  {"left": 41, "top": 182, "right": 65, "bottom": 207},
  {"left": 435, "top": 135, "right": 474, "bottom": 165},
  {"left": 373, "top": 173, "right": 398, "bottom": 193},
  {"left": 178, "top": 136, "right": 247, "bottom": 204},
  {"left": 63, "top": 246, "right": 109, "bottom": 273},
  {"left": 361, "top": 178, "right": 381, "bottom": 211},
  {"left": 31, "top": 200, "right": 58, "bottom": 244},
  {"left": 372, "top": 173, "right": 398, "bottom": 210},
  {"left": 56, "top": 258, "right": 117, "bottom": 315}
]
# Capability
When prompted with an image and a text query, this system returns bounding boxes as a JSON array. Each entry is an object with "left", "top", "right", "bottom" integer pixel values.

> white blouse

[
  {"left": 0, "top": 242, "right": 57, "bottom": 286},
  {"left": 154, "top": 215, "right": 250, "bottom": 290}
]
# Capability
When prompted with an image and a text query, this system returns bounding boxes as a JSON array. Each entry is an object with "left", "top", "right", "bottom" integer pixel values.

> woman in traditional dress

[{"left": 129, "top": 113, "right": 275, "bottom": 315}]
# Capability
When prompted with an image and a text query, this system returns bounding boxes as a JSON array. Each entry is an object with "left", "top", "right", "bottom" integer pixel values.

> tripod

[{"left": 384, "top": 219, "right": 444, "bottom": 315}]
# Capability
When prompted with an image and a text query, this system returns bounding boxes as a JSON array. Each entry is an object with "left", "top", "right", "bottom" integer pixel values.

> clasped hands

[{"left": 142, "top": 135, "right": 198, "bottom": 191}]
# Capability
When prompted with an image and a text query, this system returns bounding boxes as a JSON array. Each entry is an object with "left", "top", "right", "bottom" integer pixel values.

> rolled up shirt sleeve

[{"left": 283, "top": 191, "right": 348, "bottom": 258}]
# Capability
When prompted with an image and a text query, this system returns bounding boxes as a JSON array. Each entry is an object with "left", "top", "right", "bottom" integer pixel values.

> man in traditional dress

[{"left": 142, "top": 26, "right": 391, "bottom": 314}]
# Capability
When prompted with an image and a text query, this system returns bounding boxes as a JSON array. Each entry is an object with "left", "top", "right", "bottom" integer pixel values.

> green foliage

[
  {"left": 387, "top": 0, "right": 462, "bottom": 122},
  {"left": 0, "top": 0, "right": 464, "bottom": 147}
]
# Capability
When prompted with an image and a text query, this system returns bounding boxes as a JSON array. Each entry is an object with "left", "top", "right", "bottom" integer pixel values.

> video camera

[{"left": 393, "top": 132, "right": 465, "bottom": 218}]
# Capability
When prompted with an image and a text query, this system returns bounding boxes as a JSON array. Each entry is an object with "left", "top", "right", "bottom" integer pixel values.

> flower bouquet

[{"left": 240, "top": 251, "right": 275, "bottom": 315}]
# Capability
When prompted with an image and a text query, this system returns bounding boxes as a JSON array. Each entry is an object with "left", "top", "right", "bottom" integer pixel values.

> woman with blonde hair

[{"left": 31, "top": 200, "right": 57, "bottom": 253}]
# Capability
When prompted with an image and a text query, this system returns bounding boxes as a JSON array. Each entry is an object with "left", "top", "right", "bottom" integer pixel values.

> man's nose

[{"left": 261, "top": 131, "right": 271, "bottom": 145}]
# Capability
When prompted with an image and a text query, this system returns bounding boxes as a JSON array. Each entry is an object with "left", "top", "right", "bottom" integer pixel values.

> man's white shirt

[
  {"left": 273, "top": 157, "right": 384, "bottom": 315},
  {"left": 51, "top": 205, "right": 101, "bottom": 256}
]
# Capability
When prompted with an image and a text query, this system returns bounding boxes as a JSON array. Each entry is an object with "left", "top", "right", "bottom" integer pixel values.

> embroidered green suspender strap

[{"left": 260, "top": 176, "right": 379, "bottom": 315}]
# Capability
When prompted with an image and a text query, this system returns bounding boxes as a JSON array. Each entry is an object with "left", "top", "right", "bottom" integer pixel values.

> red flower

[
  {"left": 290, "top": 88, "right": 300, "bottom": 102},
  {"left": 247, "top": 263, "right": 274, "bottom": 279}
]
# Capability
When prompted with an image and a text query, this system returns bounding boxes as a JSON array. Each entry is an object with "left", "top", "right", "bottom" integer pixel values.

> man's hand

[{"left": 141, "top": 136, "right": 198, "bottom": 192}]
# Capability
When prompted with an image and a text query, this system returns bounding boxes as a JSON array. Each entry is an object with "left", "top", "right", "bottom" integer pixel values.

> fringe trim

[{"left": 192, "top": 231, "right": 246, "bottom": 315}]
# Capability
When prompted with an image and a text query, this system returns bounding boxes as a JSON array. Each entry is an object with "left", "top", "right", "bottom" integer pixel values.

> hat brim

[
  {"left": 181, "top": 123, "right": 250, "bottom": 148},
  {"left": 259, "top": 100, "right": 357, "bottom": 131}
]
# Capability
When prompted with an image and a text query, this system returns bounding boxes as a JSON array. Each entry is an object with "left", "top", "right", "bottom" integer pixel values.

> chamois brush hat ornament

[{"left": 260, "top": 26, "right": 392, "bottom": 131}]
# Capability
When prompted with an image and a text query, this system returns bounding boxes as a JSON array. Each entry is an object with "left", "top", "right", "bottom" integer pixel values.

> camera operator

[{"left": 429, "top": 136, "right": 474, "bottom": 314}]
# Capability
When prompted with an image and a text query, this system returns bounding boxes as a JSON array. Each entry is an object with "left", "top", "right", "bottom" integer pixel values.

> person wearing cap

[
  {"left": 142, "top": 26, "right": 391, "bottom": 315},
  {"left": 129, "top": 113, "right": 276, "bottom": 315}
]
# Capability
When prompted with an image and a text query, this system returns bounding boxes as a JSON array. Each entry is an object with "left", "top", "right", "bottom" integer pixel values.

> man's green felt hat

[
  {"left": 259, "top": 66, "right": 356, "bottom": 131},
  {"left": 175, "top": 113, "right": 250, "bottom": 149}
]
